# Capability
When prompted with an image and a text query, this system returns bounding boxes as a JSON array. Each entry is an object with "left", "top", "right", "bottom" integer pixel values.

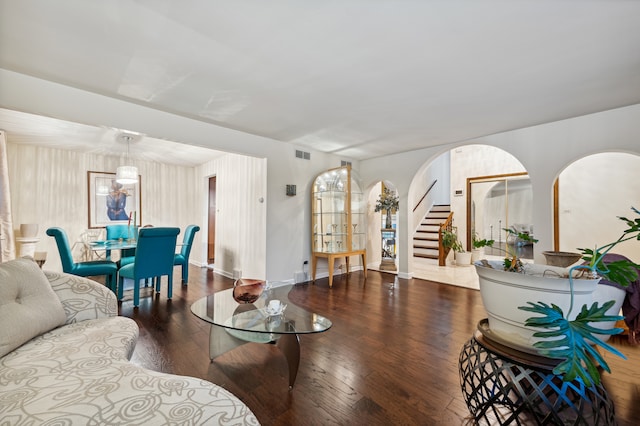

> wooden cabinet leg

[
  {"left": 328, "top": 256, "right": 335, "bottom": 288},
  {"left": 311, "top": 256, "right": 317, "bottom": 282},
  {"left": 362, "top": 253, "right": 367, "bottom": 279}
]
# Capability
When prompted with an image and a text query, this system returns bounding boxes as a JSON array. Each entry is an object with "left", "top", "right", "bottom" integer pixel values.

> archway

[
  {"left": 408, "top": 144, "right": 530, "bottom": 286},
  {"left": 367, "top": 180, "right": 399, "bottom": 272},
  {"left": 554, "top": 151, "right": 640, "bottom": 261}
]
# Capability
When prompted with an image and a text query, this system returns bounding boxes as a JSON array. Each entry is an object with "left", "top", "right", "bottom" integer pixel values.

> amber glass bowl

[{"left": 232, "top": 278, "right": 266, "bottom": 304}]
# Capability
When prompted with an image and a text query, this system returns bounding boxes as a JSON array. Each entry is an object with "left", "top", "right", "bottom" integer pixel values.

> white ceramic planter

[
  {"left": 475, "top": 260, "right": 626, "bottom": 353},
  {"left": 456, "top": 251, "right": 472, "bottom": 266},
  {"left": 471, "top": 248, "right": 483, "bottom": 263}
]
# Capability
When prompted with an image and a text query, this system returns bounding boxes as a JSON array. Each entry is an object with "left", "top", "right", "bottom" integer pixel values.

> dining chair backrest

[
  {"left": 179, "top": 225, "right": 200, "bottom": 260},
  {"left": 45, "top": 227, "right": 75, "bottom": 272},
  {"left": 134, "top": 227, "right": 180, "bottom": 278},
  {"left": 174, "top": 225, "right": 200, "bottom": 283},
  {"left": 106, "top": 224, "right": 137, "bottom": 241},
  {"left": 46, "top": 227, "right": 118, "bottom": 292},
  {"left": 105, "top": 224, "right": 137, "bottom": 259}
]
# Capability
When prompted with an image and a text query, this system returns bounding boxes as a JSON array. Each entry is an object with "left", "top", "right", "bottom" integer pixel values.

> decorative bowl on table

[
  {"left": 232, "top": 278, "right": 266, "bottom": 304},
  {"left": 541, "top": 251, "right": 582, "bottom": 267}
]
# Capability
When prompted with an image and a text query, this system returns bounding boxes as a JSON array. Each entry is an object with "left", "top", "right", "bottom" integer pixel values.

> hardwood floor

[{"left": 117, "top": 267, "right": 640, "bottom": 426}]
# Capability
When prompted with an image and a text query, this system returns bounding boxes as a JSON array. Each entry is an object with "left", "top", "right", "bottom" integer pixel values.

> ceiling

[
  {"left": 1, "top": 0, "right": 640, "bottom": 164},
  {"left": 0, "top": 108, "right": 226, "bottom": 166}
]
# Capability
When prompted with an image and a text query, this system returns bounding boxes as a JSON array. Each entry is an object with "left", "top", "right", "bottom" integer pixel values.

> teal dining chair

[
  {"left": 174, "top": 225, "right": 200, "bottom": 284},
  {"left": 46, "top": 227, "right": 118, "bottom": 292},
  {"left": 105, "top": 224, "right": 137, "bottom": 266},
  {"left": 117, "top": 227, "right": 180, "bottom": 307}
]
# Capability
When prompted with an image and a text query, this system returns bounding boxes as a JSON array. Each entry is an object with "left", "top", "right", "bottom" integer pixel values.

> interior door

[{"left": 207, "top": 176, "right": 216, "bottom": 264}]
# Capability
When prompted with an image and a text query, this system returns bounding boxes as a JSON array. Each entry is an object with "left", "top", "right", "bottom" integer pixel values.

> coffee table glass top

[{"left": 191, "top": 284, "right": 332, "bottom": 335}]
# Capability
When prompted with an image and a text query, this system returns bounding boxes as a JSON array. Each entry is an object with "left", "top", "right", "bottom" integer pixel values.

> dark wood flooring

[{"left": 117, "top": 267, "right": 640, "bottom": 426}]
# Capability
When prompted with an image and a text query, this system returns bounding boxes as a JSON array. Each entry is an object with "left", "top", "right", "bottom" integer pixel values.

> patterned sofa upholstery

[{"left": 0, "top": 258, "right": 259, "bottom": 425}]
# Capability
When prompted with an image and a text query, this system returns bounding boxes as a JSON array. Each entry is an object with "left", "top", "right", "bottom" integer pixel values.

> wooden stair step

[{"left": 413, "top": 253, "right": 439, "bottom": 259}]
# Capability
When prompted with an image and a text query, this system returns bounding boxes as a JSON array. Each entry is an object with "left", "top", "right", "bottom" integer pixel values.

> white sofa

[{"left": 0, "top": 257, "right": 259, "bottom": 425}]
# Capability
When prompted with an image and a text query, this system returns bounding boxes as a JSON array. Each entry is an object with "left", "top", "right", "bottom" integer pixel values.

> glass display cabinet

[{"left": 311, "top": 165, "right": 367, "bottom": 287}]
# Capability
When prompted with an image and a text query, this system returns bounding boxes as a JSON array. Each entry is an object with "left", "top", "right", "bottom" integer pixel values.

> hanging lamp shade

[
  {"left": 116, "top": 165, "right": 138, "bottom": 184},
  {"left": 115, "top": 131, "right": 141, "bottom": 184}
]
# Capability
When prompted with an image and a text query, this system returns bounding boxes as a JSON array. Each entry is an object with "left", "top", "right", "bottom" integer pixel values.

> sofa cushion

[{"left": 0, "top": 257, "right": 66, "bottom": 357}]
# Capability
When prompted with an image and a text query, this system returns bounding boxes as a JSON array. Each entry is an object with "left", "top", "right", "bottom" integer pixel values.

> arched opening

[
  {"left": 554, "top": 151, "right": 640, "bottom": 261},
  {"left": 367, "top": 180, "right": 399, "bottom": 273},
  {"left": 409, "top": 144, "right": 530, "bottom": 287}
]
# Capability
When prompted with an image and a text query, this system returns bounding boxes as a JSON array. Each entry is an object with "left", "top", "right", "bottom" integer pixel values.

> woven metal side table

[{"left": 458, "top": 327, "right": 616, "bottom": 425}]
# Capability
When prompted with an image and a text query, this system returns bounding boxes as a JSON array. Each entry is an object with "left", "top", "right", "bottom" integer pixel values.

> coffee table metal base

[{"left": 209, "top": 325, "right": 300, "bottom": 389}]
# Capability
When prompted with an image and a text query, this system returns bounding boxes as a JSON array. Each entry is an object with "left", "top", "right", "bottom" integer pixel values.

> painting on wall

[{"left": 87, "top": 171, "right": 141, "bottom": 228}]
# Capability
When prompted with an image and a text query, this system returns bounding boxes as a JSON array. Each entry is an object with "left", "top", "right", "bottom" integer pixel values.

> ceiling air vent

[{"left": 295, "top": 150, "right": 310, "bottom": 160}]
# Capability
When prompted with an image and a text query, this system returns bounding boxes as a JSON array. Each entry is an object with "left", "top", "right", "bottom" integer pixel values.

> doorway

[
  {"left": 466, "top": 172, "right": 533, "bottom": 260},
  {"left": 208, "top": 176, "right": 216, "bottom": 264}
]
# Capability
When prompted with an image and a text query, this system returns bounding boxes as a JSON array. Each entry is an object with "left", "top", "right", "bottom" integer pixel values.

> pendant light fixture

[{"left": 115, "top": 131, "right": 141, "bottom": 184}]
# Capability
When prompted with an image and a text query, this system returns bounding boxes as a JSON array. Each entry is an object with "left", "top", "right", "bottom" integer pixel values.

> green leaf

[
  {"left": 596, "top": 260, "right": 640, "bottom": 288},
  {"left": 519, "top": 301, "right": 626, "bottom": 386}
]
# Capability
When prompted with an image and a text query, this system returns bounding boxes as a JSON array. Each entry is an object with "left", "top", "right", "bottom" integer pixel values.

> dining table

[
  {"left": 87, "top": 239, "right": 137, "bottom": 260},
  {"left": 88, "top": 239, "right": 183, "bottom": 260}
]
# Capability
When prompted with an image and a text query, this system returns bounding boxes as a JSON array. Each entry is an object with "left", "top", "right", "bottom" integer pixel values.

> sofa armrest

[{"left": 44, "top": 271, "right": 118, "bottom": 324}]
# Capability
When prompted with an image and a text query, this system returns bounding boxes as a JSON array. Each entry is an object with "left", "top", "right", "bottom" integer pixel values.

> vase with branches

[{"left": 374, "top": 188, "right": 399, "bottom": 229}]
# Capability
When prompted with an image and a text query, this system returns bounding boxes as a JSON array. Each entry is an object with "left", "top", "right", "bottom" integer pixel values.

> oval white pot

[
  {"left": 471, "top": 248, "right": 483, "bottom": 262},
  {"left": 475, "top": 260, "right": 626, "bottom": 352},
  {"left": 456, "top": 251, "right": 472, "bottom": 266}
]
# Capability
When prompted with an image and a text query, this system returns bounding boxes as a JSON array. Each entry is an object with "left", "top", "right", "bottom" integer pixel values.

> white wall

[
  {"left": 409, "top": 151, "right": 450, "bottom": 232},
  {"left": 367, "top": 181, "right": 383, "bottom": 268},
  {"left": 195, "top": 153, "right": 267, "bottom": 279},
  {"left": 558, "top": 152, "right": 640, "bottom": 260}
]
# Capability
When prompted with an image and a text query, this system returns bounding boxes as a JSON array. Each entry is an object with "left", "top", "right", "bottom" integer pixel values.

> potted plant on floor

[
  {"left": 442, "top": 226, "right": 462, "bottom": 265},
  {"left": 475, "top": 207, "right": 640, "bottom": 385},
  {"left": 455, "top": 246, "right": 473, "bottom": 266}
]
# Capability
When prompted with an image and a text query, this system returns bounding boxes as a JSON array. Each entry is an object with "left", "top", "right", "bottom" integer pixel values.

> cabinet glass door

[{"left": 311, "top": 165, "right": 365, "bottom": 253}]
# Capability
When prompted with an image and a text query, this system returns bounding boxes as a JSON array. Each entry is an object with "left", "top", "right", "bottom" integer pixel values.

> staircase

[{"left": 413, "top": 205, "right": 451, "bottom": 263}]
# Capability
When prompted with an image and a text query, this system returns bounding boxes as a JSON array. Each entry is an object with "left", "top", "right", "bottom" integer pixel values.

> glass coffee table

[{"left": 191, "top": 284, "right": 332, "bottom": 388}]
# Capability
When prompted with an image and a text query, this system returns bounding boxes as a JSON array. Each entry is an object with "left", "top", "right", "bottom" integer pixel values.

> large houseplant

[
  {"left": 374, "top": 187, "right": 399, "bottom": 229},
  {"left": 475, "top": 207, "right": 640, "bottom": 385}
]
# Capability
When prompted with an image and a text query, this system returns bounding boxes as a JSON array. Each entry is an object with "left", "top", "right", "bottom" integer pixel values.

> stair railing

[
  {"left": 438, "top": 212, "right": 454, "bottom": 266},
  {"left": 413, "top": 179, "right": 437, "bottom": 212}
]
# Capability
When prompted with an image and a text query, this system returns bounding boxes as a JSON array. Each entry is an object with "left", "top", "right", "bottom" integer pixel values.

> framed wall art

[{"left": 87, "top": 171, "right": 141, "bottom": 228}]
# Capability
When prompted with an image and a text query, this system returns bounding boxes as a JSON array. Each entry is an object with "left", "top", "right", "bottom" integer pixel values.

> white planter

[
  {"left": 471, "top": 248, "right": 483, "bottom": 262},
  {"left": 475, "top": 260, "right": 626, "bottom": 353},
  {"left": 455, "top": 251, "right": 472, "bottom": 266}
]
